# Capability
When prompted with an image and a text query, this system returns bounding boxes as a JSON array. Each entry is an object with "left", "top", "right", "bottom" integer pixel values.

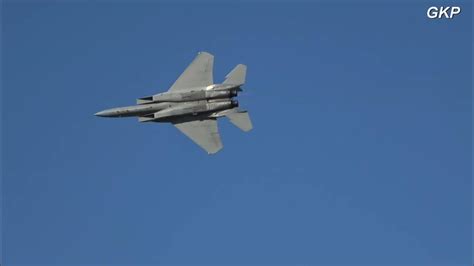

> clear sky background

[{"left": 2, "top": 1, "right": 472, "bottom": 265}]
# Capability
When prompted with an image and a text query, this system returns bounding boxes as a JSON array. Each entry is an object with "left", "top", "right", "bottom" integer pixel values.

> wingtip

[
  {"left": 207, "top": 146, "right": 223, "bottom": 155},
  {"left": 198, "top": 51, "right": 214, "bottom": 57}
]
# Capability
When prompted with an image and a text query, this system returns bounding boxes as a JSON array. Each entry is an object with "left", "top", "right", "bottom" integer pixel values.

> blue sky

[{"left": 2, "top": 1, "right": 472, "bottom": 265}]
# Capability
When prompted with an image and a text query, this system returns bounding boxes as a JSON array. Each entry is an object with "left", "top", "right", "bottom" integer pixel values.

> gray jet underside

[{"left": 95, "top": 52, "right": 252, "bottom": 154}]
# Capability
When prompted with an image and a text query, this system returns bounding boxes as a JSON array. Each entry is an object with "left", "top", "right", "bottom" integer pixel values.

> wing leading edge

[
  {"left": 168, "top": 52, "right": 214, "bottom": 92},
  {"left": 172, "top": 118, "right": 222, "bottom": 154}
]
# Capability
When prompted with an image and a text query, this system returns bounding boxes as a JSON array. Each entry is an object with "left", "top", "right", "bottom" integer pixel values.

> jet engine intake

[{"left": 137, "top": 96, "right": 154, "bottom": 105}]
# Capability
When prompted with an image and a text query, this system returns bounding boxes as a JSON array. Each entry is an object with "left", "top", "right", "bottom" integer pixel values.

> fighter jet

[{"left": 95, "top": 52, "right": 252, "bottom": 154}]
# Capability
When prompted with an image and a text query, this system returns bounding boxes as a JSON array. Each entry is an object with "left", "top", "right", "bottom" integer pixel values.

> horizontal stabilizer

[
  {"left": 226, "top": 111, "right": 252, "bottom": 132},
  {"left": 223, "top": 64, "right": 246, "bottom": 86}
]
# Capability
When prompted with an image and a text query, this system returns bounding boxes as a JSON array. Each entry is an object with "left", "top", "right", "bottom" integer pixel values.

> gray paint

[{"left": 95, "top": 51, "right": 252, "bottom": 154}]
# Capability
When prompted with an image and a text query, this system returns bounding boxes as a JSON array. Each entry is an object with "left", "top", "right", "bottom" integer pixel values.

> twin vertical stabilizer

[
  {"left": 97, "top": 52, "right": 252, "bottom": 154},
  {"left": 223, "top": 64, "right": 250, "bottom": 131},
  {"left": 223, "top": 64, "right": 247, "bottom": 86}
]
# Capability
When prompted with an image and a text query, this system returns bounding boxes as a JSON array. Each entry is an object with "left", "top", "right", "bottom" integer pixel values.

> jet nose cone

[
  {"left": 94, "top": 110, "right": 113, "bottom": 117},
  {"left": 94, "top": 111, "right": 104, "bottom": 117}
]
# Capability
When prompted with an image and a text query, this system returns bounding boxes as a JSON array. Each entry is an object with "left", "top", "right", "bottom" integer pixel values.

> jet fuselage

[
  {"left": 95, "top": 51, "right": 252, "bottom": 154},
  {"left": 95, "top": 95, "right": 238, "bottom": 122},
  {"left": 137, "top": 84, "right": 240, "bottom": 104}
]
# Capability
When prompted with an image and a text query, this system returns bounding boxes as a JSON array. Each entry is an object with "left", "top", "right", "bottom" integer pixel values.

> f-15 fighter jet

[{"left": 95, "top": 52, "right": 252, "bottom": 154}]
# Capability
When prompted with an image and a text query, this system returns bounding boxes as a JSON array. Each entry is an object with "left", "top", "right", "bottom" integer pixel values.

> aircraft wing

[
  {"left": 168, "top": 52, "right": 214, "bottom": 92},
  {"left": 172, "top": 118, "right": 222, "bottom": 154}
]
